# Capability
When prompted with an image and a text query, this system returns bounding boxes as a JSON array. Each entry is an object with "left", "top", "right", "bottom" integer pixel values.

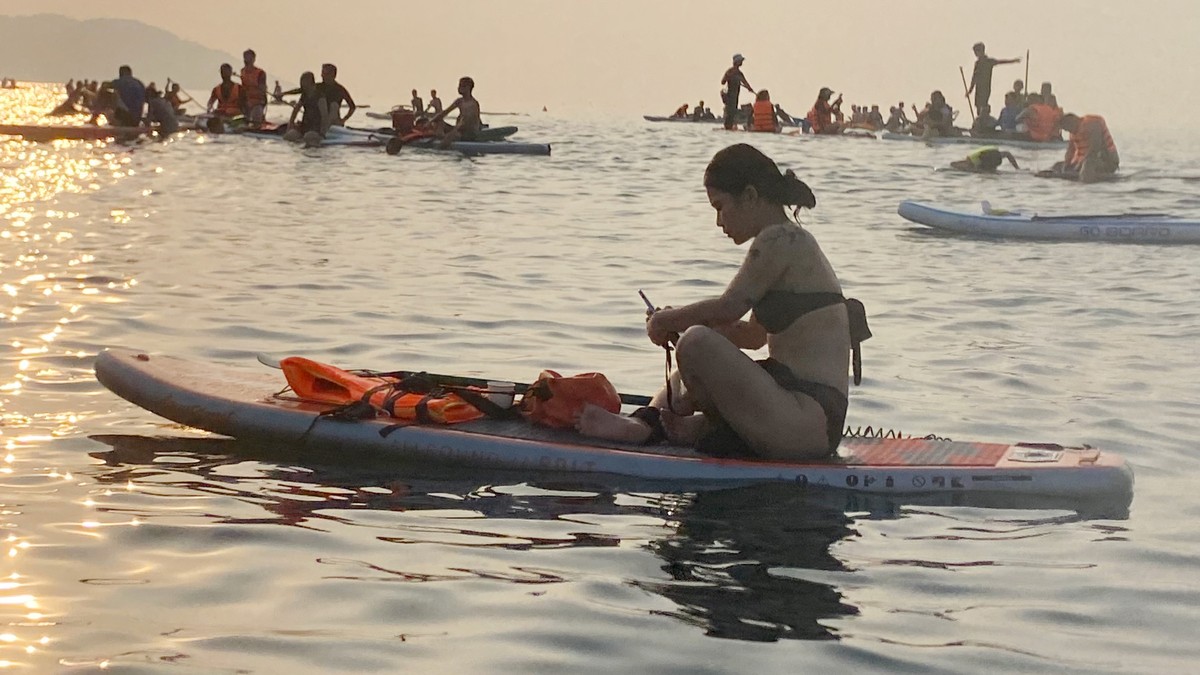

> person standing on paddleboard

[
  {"left": 577, "top": 144, "right": 870, "bottom": 461},
  {"left": 720, "top": 54, "right": 754, "bottom": 130},
  {"left": 966, "top": 42, "right": 1021, "bottom": 118},
  {"left": 240, "top": 49, "right": 268, "bottom": 127}
]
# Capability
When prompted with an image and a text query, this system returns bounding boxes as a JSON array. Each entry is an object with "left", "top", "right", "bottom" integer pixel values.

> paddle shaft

[
  {"left": 256, "top": 354, "right": 652, "bottom": 406},
  {"left": 1024, "top": 50, "right": 1030, "bottom": 103},
  {"left": 380, "top": 370, "right": 652, "bottom": 407},
  {"left": 959, "top": 66, "right": 976, "bottom": 122}
]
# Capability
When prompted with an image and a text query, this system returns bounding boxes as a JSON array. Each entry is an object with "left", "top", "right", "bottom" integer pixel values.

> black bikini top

[
  {"left": 753, "top": 291, "right": 845, "bottom": 334},
  {"left": 752, "top": 290, "right": 873, "bottom": 385}
]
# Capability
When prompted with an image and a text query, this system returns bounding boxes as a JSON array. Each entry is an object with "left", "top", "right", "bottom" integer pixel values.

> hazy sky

[{"left": 5, "top": 0, "right": 1196, "bottom": 128}]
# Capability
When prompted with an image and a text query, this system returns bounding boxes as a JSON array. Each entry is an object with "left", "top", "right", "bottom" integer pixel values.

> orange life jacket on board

[
  {"left": 240, "top": 65, "right": 267, "bottom": 106},
  {"left": 1024, "top": 103, "right": 1061, "bottom": 142},
  {"left": 751, "top": 100, "right": 776, "bottom": 131},
  {"left": 280, "top": 357, "right": 486, "bottom": 424},
  {"left": 212, "top": 82, "right": 242, "bottom": 116},
  {"left": 1069, "top": 115, "right": 1117, "bottom": 166}
]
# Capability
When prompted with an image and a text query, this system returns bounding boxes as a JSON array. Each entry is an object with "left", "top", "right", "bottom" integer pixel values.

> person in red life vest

[
  {"left": 1015, "top": 93, "right": 1062, "bottom": 143},
  {"left": 240, "top": 49, "right": 268, "bottom": 126},
  {"left": 807, "top": 87, "right": 843, "bottom": 134},
  {"left": 206, "top": 64, "right": 242, "bottom": 119},
  {"left": 672, "top": 103, "right": 690, "bottom": 118},
  {"left": 1055, "top": 113, "right": 1120, "bottom": 183},
  {"left": 164, "top": 81, "right": 192, "bottom": 116},
  {"left": 749, "top": 89, "right": 781, "bottom": 132}
]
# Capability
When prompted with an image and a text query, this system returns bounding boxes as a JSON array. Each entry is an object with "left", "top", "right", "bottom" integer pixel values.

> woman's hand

[{"left": 646, "top": 308, "right": 678, "bottom": 347}]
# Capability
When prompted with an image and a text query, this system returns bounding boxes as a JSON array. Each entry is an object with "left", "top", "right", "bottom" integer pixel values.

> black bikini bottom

[{"left": 695, "top": 358, "right": 848, "bottom": 459}]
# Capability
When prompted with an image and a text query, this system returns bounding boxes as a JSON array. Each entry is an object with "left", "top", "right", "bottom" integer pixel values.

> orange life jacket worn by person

[
  {"left": 1024, "top": 103, "right": 1062, "bottom": 142},
  {"left": 1069, "top": 115, "right": 1118, "bottom": 168},
  {"left": 808, "top": 100, "right": 833, "bottom": 134},
  {"left": 240, "top": 65, "right": 267, "bottom": 107},
  {"left": 211, "top": 82, "right": 242, "bottom": 117},
  {"left": 751, "top": 99, "right": 776, "bottom": 132}
]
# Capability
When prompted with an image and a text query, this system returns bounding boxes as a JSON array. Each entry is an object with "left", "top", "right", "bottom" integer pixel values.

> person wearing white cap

[{"left": 720, "top": 53, "right": 754, "bottom": 130}]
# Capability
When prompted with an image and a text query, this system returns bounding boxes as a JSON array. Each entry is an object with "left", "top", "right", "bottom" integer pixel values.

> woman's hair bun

[{"left": 782, "top": 169, "right": 816, "bottom": 209}]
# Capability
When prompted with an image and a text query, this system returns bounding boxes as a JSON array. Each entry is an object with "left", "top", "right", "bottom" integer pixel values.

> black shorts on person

[{"left": 694, "top": 358, "right": 848, "bottom": 459}]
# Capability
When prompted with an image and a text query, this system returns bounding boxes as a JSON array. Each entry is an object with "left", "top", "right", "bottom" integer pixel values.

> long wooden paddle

[
  {"left": 959, "top": 66, "right": 976, "bottom": 122},
  {"left": 1024, "top": 49, "right": 1030, "bottom": 104},
  {"left": 255, "top": 353, "right": 653, "bottom": 406}
]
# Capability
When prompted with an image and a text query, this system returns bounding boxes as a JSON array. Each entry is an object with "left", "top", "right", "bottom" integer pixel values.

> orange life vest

[
  {"left": 1025, "top": 103, "right": 1062, "bottom": 142},
  {"left": 1069, "top": 115, "right": 1117, "bottom": 166},
  {"left": 807, "top": 100, "right": 832, "bottom": 133},
  {"left": 280, "top": 357, "right": 486, "bottom": 424},
  {"left": 212, "top": 82, "right": 242, "bottom": 116},
  {"left": 751, "top": 100, "right": 776, "bottom": 132},
  {"left": 240, "top": 65, "right": 267, "bottom": 106}
]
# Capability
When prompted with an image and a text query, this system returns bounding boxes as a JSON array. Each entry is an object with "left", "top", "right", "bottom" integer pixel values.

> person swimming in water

[
  {"left": 949, "top": 146, "right": 1019, "bottom": 172},
  {"left": 576, "top": 143, "right": 869, "bottom": 460}
]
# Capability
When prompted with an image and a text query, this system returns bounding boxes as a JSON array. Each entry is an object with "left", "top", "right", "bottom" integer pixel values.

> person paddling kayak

[{"left": 577, "top": 144, "right": 868, "bottom": 461}]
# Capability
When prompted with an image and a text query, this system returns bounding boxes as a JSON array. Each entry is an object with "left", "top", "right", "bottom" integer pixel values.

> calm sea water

[{"left": 2, "top": 83, "right": 1199, "bottom": 673}]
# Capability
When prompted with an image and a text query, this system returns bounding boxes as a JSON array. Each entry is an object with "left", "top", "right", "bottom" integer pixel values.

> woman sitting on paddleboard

[{"left": 578, "top": 143, "right": 867, "bottom": 460}]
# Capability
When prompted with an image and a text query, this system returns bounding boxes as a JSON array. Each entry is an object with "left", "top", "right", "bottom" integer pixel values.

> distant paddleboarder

[
  {"left": 966, "top": 42, "right": 1021, "bottom": 117},
  {"left": 240, "top": 49, "right": 268, "bottom": 126},
  {"left": 720, "top": 53, "right": 754, "bottom": 130}
]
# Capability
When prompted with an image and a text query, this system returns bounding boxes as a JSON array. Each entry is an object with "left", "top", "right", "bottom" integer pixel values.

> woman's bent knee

[{"left": 674, "top": 325, "right": 723, "bottom": 362}]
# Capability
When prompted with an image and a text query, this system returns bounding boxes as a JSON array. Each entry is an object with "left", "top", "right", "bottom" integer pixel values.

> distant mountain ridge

[{"left": 0, "top": 14, "right": 235, "bottom": 89}]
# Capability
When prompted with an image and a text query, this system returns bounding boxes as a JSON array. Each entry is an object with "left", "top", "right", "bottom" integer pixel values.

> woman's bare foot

[
  {"left": 576, "top": 403, "right": 652, "bottom": 444},
  {"left": 660, "top": 410, "right": 706, "bottom": 445}
]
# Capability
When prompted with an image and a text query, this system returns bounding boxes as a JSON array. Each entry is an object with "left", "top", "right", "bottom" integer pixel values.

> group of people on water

[
  {"left": 43, "top": 48, "right": 485, "bottom": 151},
  {"left": 0, "top": 78, "right": 18, "bottom": 89},
  {"left": 670, "top": 101, "right": 718, "bottom": 121}
]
